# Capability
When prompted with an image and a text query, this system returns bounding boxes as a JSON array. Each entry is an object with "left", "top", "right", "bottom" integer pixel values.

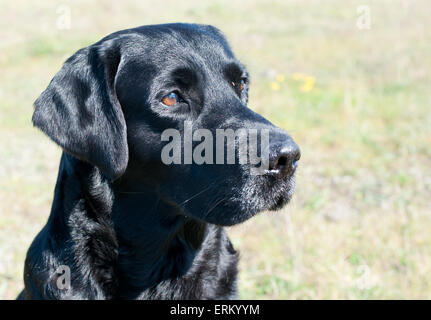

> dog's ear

[{"left": 32, "top": 40, "right": 128, "bottom": 181}]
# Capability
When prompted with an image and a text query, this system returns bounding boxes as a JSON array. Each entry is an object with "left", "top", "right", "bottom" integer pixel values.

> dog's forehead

[
  {"left": 114, "top": 24, "right": 247, "bottom": 91},
  {"left": 127, "top": 24, "right": 238, "bottom": 67}
]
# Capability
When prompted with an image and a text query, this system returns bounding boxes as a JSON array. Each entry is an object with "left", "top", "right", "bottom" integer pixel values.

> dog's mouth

[
  {"left": 175, "top": 166, "right": 297, "bottom": 227},
  {"left": 266, "top": 175, "right": 296, "bottom": 211},
  {"left": 268, "top": 181, "right": 295, "bottom": 211},
  {"left": 236, "top": 168, "right": 297, "bottom": 217}
]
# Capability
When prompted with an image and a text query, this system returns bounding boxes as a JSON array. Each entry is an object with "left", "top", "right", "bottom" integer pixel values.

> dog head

[{"left": 33, "top": 23, "right": 300, "bottom": 226}]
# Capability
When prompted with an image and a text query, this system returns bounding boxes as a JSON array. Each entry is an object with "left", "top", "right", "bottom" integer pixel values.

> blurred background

[{"left": 0, "top": 0, "right": 430, "bottom": 299}]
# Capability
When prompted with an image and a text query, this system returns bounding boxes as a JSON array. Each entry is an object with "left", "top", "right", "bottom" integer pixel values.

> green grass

[{"left": 1, "top": 0, "right": 430, "bottom": 299}]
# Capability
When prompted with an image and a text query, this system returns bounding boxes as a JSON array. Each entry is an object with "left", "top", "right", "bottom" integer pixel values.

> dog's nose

[{"left": 268, "top": 141, "right": 301, "bottom": 177}]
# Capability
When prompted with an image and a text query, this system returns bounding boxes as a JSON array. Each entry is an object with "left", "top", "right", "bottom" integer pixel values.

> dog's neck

[
  {"left": 57, "top": 153, "right": 213, "bottom": 299},
  {"left": 111, "top": 180, "right": 208, "bottom": 298}
]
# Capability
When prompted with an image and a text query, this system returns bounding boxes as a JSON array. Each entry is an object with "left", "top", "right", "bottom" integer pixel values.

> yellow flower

[
  {"left": 276, "top": 74, "right": 285, "bottom": 83},
  {"left": 270, "top": 82, "right": 280, "bottom": 91},
  {"left": 301, "top": 76, "right": 315, "bottom": 92}
]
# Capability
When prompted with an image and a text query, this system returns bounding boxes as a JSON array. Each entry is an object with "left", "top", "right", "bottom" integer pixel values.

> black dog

[{"left": 19, "top": 23, "right": 300, "bottom": 299}]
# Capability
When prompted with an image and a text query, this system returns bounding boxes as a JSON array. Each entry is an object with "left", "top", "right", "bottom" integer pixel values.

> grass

[{"left": 1, "top": 0, "right": 430, "bottom": 299}]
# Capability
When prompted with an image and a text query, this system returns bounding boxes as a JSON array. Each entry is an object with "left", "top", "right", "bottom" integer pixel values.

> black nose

[{"left": 268, "top": 141, "right": 301, "bottom": 177}]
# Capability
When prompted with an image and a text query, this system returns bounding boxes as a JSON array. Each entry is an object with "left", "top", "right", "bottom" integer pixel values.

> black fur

[{"left": 19, "top": 23, "right": 300, "bottom": 300}]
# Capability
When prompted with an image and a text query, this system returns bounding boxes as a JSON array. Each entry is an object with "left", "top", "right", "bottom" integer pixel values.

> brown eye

[
  {"left": 162, "top": 92, "right": 181, "bottom": 106},
  {"left": 239, "top": 79, "right": 245, "bottom": 91},
  {"left": 232, "top": 79, "right": 246, "bottom": 92}
]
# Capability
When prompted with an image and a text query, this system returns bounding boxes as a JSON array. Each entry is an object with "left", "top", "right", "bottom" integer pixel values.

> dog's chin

[
  {"left": 242, "top": 173, "right": 296, "bottom": 211},
  {"left": 267, "top": 190, "right": 293, "bottom": 211},
  {"left": 186, "top": 174, "right": 296, "bottom": 227},
  {"left": 214, "top": 175, "right": 296, "bottom": 226}
]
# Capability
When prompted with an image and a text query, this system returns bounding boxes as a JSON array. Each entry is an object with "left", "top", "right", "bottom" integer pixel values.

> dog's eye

[
  {"left": 231, "top": 79, "right": 246, "bottom": 92},
  {"left": 239, "top": 79, "right": 245, "bottom": 91},
  {"left": 161, "top": 92, "right": 182, "bottom": 106}
]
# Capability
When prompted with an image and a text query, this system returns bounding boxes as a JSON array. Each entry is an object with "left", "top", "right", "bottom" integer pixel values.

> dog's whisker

[
  {"left": 204, "top": 197, "right": 227, "bottom": 218},
  {"left": 178, "top": 184, "right": 215, "bottom": 206},
  {"left": 179, "top": 176, "right": 230, "bottom": 207}
]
